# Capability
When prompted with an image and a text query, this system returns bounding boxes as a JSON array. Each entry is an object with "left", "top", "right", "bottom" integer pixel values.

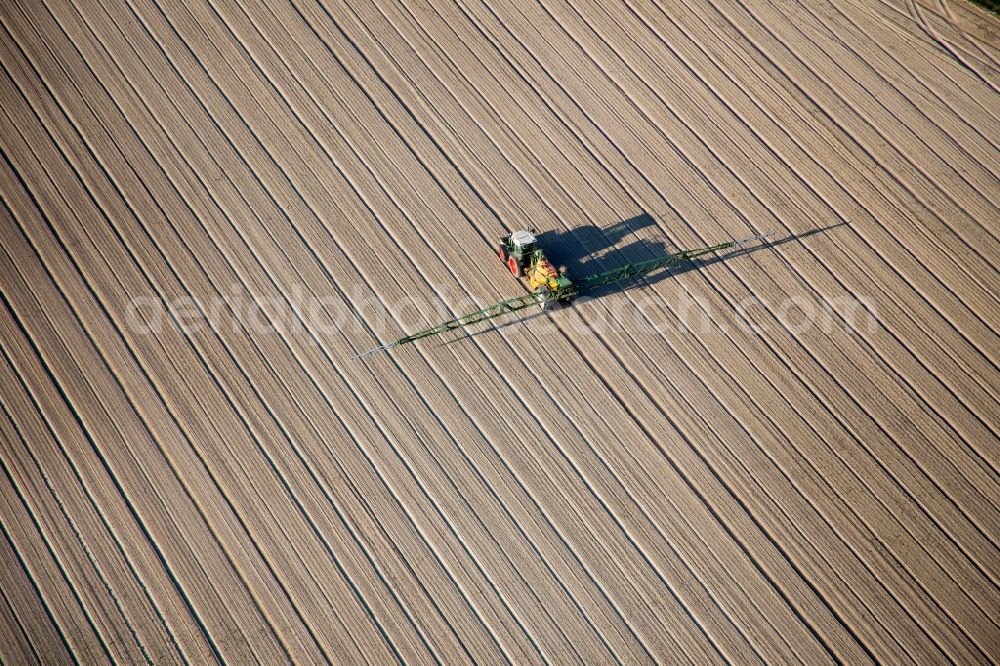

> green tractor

[
  {"left": 498, "top": 229, "right": 574, "bottom": 301},
  {"left": 497, "top": 228, "right": 539, "bottom": 276}
]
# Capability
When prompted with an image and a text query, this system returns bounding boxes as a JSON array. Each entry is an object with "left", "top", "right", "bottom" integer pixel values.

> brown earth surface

[{"left": 1, "top": 0, "right": 998, "bottom": 663}]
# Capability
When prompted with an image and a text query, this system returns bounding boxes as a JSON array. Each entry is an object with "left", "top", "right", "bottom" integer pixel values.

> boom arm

[
  {"left": 354, "top": 231, "right": 770, "bottom": 358},
  {"left": 569, "top": 232, "right": 771, "bottom": 296},
  {"left": 353, "top": 290, "right": 550, "bottom": 359}
]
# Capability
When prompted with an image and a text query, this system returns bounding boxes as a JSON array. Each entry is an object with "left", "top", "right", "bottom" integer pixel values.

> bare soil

[{"left": 1, "top": 0, "right": 997, "bottom": 663}]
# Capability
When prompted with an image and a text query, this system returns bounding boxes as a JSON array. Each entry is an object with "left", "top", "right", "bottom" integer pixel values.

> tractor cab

[
  {"left": 507, "top": 229, "right": 538, "bottom": 263},
  {"left": 498, "top": 229, "right": 539, "bottom": 276},
  {"left": 509, "top": 229, "right": 537, "bottom": 255}
]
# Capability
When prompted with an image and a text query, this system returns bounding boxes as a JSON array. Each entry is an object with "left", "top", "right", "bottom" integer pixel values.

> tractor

[{"left": 498, "top": 229, "right": 575, "bottom": 303}]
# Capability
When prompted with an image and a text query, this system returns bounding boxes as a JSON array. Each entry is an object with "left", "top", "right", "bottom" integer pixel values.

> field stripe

[
  {"left": 38, "top": 1, "right": 461, "bottom": 660},
  {"left": 0, "top": 500, "right": 78, "bottom": 664},
  {"left": 0, "top": 366, "right": 189, "bottom": 665},
  {"left": 0, "top": 61, "right": 290, "bottom": 660},
  {"left": 0, "top": 562, "right": 43, "bottom": 665},
  {"left": 0, "top": 386, "right": 155, "bottom": 664}
]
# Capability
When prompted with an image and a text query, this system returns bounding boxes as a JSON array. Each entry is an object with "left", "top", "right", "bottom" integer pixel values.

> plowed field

[{"left": 1, "top": 0, "right": 998, "bottom": 663}]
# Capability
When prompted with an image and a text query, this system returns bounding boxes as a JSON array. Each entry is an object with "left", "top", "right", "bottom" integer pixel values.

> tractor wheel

[
  {"left": 498, "top": 244, "right": 508, "bottom": 263},
  {"left": 508, "top": 256, "right": 522, "bottom": 276}
]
